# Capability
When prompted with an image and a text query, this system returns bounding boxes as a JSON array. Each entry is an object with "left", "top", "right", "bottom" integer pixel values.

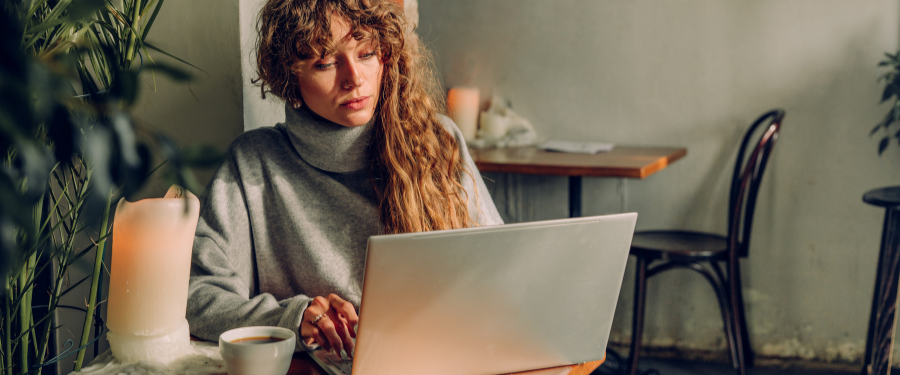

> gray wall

[
  {"left": 241, "top": 0, "right": 285, "bottom": 131},
  {"left": 56, "top": 1, "right": 242, "bottom": 372},
  {"left": 419, "top": 0, "right": 900, "bottom": 364},
  {"left": 131, "top": 0, "right": 244, "bottom": 195}
]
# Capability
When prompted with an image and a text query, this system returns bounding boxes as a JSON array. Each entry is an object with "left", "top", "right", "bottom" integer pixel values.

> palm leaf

[
  {"left": 38, "top": 21, "right": 80, "bottom": 58},
  {"left": 24, "top": 18, "right": 67, "bottom": 37},
  {"left": 43, "top": 0, "right": 75, "bottom": 27},
  {"left": 140, "top": 0, "right": 163, "bottom": 42},
  {"left": 84, "top": 32, "right": 112, "bottom": 89},
  {"left": 27, "top": 0, "right": 53, "bottom": 18},
  {"left": 144, "top": 42, "right": 205, "bottom": 73}
]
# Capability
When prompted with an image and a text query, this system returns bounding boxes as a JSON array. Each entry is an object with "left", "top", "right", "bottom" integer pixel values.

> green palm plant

[
  {"left": 1, "top": 1, "right": 218, "bottom": 374},
  {"left": 872, "top": 51, "right": 900, "bottom": 154}
]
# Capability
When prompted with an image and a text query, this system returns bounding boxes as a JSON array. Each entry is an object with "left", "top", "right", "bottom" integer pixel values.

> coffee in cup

[{"left": 219, "top": 326, "right": 296, "bottom": 375}]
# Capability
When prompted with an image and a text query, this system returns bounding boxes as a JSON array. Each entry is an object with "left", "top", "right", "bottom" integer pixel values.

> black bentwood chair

[{"left": 625, "top": 110, "right": 785, "bottom": 375}]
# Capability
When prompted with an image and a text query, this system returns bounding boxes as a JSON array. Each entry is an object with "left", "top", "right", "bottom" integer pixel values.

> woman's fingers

[
  {"left": 300, "top": 321, "right": 329, "bottom": 350},
  {"left": 327, "top": 294, "right": 359, "bottom": 339},
  {"left": 311, "top": 327, "right": 328, "bottom": 350},
  {"left": 303, "top": 301, "right": 338, "bottom": 351},
  {"left": 326, "top": 307, "right": 355, "bottom": 356},
  {"left": 316, "top": 314, "right": 345, "bottom": 354},
  {"left": 303, "top": 294, "right": 360, "bottom": 355}
]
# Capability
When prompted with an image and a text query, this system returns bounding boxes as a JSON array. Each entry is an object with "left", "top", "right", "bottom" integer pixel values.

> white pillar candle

[
  {"left": 106, "top": 185, "right": 200, "bottom": 364},
  {"left": 447, "top": 87, "right": 480, "bottom": 142}
]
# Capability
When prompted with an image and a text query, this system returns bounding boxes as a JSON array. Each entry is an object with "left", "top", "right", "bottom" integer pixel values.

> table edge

[{"left": 474, "top": 147, "right": 687, "bottom": 179}]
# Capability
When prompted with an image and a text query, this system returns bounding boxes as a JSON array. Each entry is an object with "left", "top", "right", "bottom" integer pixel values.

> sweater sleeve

[{"left": 186, "top": 144, "right": 315, "bottom": 351}]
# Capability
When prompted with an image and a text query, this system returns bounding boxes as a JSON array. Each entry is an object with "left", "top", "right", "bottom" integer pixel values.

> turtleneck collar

[{"left": 282, "top": 103, "right": 372, "bottom": 173}]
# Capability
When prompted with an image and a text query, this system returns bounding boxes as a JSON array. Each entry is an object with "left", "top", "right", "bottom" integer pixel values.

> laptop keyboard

[{"left": 318, "top": 349, "right": 353, "bottom": 375}]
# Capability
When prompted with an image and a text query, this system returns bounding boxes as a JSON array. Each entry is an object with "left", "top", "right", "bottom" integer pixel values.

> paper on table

[{"left": 538, "top": 140, "right": 615, "bottom": 154}]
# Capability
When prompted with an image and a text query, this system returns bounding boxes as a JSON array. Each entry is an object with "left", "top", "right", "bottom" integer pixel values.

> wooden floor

[
  {"left": 626, "top": 358, "right": 859, "bottom": 375},
  {"left": 590, "top": 354, "right": 870, "bottom": 375}
]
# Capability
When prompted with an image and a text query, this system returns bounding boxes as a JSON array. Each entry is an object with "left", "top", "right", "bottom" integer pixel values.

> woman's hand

[{"left": 300, "top": 294, "right": 358, "bottom": 356}]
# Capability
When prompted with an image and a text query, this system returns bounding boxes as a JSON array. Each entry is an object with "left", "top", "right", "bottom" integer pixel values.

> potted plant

[
  {"left": 0, "top": 1, "right": 219, "bottom": 374},
  {"left": 871, "top": 51, "right": 900, "bottom": 154}
]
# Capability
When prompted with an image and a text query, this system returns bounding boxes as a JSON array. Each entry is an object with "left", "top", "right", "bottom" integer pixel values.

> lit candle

[
  {"left": 106, "top": 185, "right": 200, "bottom": 364},
  {"left": 447, "top": 87, "right": 480, "bottom": 142}
]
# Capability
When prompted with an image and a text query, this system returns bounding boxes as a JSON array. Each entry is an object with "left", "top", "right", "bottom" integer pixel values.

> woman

[{"left": 186, "top": 0, "right": 502, "bottom": 358}]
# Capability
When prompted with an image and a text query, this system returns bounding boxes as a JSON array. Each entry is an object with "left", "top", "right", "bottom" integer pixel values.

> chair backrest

[{"left": 727, "top": 109, "right": 785, "bottom": 258}]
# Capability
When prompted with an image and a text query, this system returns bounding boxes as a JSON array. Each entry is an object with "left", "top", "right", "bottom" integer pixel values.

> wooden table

[
  {"left": 287, "top": 353, "right": 604, "bottom": 375},
  {"left": 471, "top": 146, "right": 688, "bottom": 217}
]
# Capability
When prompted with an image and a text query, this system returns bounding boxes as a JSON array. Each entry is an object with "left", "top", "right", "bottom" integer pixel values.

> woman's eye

[
  {"left": 360, "top": 51, "right": 377, "bottom": 59},
  {"left": 315, "top": 62, "right": 335, "bottom": 70}
]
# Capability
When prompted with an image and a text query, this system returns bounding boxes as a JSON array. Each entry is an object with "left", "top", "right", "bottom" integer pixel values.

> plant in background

[
  {"left": 872, "top": 51, "right": 900, "bottom": 154},
  {"left": 0, "top": 1, "right": 222, "bottom": 374}
]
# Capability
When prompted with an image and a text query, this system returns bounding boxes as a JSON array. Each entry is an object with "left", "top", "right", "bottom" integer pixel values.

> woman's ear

[{"left": 289, "top": 58, "right": 306, "bottom": 110}]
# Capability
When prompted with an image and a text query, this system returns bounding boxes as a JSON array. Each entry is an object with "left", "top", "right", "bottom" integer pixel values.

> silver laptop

[{"left": 310, "top": 213, "right": 637, "bottom": 375}]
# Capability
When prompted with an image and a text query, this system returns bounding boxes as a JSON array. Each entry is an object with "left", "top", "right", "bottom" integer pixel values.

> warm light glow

[
  {"left": 447, "top": 87, "right": 480, "bottom": 142},
  {"left": 106, "top": 185, "right": 200, "bottom": 364}
]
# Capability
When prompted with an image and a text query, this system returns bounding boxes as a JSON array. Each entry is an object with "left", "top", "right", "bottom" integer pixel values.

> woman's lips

[{"left": 341, "top": 96, "right": 369, "bottom": 110}]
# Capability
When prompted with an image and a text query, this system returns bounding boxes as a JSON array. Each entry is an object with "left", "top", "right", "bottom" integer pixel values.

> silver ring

[{"left": 311, "top": 312, "right": 328, "bottom": 326}]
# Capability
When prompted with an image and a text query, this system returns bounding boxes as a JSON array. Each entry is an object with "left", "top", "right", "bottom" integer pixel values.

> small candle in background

[
  {"left": 106, "top": 185, "right": 200, "bottom": 364},
  {"left": 447, "top": 87, "right": 480, "bottom": 142}
]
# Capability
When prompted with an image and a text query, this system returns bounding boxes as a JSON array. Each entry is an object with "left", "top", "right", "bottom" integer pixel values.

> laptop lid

[{"left": 351, "top": 213, "right": 637, "bottom": 375}]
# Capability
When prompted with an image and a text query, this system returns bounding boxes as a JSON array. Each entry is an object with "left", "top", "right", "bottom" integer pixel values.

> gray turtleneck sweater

[{"left": 186, "top": 105, "right": 503, "bottom": 349}]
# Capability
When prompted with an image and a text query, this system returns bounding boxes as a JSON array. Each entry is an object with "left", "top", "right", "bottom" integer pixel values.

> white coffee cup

[{"left": 219, "top": 326, "right": 296, "bottom": 375}]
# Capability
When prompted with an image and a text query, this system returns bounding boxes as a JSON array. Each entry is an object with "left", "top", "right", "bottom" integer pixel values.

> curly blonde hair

[{"left": 254, "top": 0, "right": 474, "bottom": 234}]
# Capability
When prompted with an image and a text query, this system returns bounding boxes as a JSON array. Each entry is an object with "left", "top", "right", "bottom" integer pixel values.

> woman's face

[{"left": 297, "top": 17, "right": 384, "bottom": 128}]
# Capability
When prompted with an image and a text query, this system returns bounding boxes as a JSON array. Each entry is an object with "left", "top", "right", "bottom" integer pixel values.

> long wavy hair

[{"left": 254, "top": 0, "right": 474, "bottom": 234}]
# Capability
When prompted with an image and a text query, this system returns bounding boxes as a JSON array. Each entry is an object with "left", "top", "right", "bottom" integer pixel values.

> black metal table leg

[
  {"left": 628, "top": 256, "right": 648, "bottom": 375},
  {"left": 862, "top": 187, "right": 900, "bottom": 375},
  {"left": 569, "top": 176, "right": 582, "bottom": 218}
]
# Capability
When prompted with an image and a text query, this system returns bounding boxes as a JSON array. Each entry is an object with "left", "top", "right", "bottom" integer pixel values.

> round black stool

[{"left": 861, "top": 186, "right": 900, "bottom": 375}]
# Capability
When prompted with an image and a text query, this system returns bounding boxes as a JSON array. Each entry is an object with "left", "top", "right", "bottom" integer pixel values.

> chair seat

[{"left": 630, "top": 230, "right": 728, "bottom": 260}]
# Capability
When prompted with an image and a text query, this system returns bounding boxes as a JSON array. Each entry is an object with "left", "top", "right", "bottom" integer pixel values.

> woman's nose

[{"left": 341, "top": 61, "right": 364, "bottom": 90}]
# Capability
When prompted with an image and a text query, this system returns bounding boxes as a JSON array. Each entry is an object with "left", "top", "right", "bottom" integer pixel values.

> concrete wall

[
  {"left": 55, "top": 1, "right": 242, "bottom": 371},
  {"left": 241, "top": 0, "right": 284, "bottom": 131},
  {"left": 419, "top": 0, "right": 900, "bottom": 364},
  {"left": 131, "top": 0, "right": 245, "bottom": 195}
]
